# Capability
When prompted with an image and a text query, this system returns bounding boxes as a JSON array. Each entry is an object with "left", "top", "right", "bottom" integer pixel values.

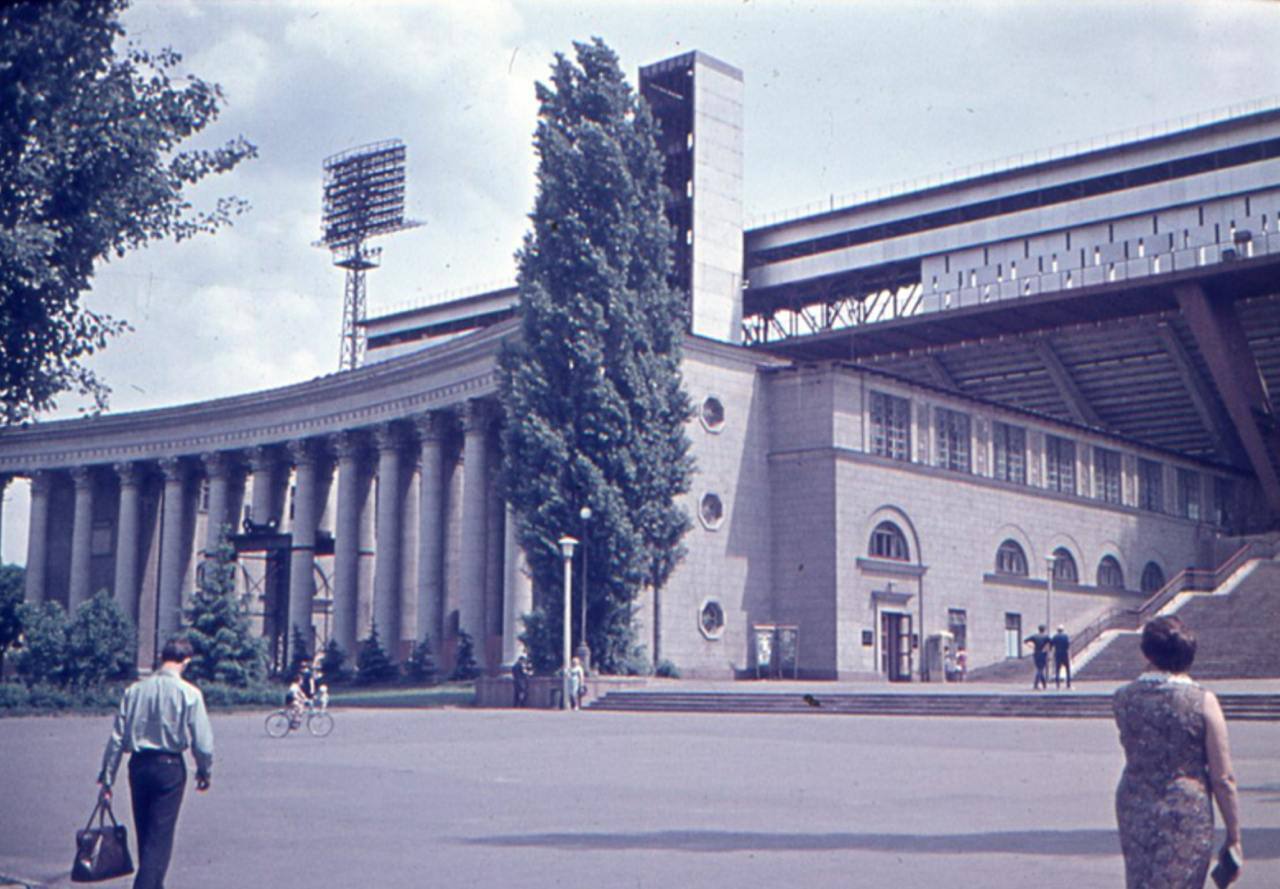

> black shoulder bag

[{"left": 71, "top": 795, "right": 134, "bottom": 882}]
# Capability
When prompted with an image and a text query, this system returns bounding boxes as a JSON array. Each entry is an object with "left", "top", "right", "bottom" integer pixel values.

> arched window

[
  {"left": 1141, "top": 561, "right": 1166, "bottom": 594},
  {"left": 1051, "top": 547, "right": 1078, "bottom": 584},
  {"left": 995, "top": 540, "right": 1029, "bottom": 576},
  {"left": 869, "top": 522, "right": 910, "bottom": 561},
  {"left": 1097, "top": 555, "right": 1125, "bottom": 590}
]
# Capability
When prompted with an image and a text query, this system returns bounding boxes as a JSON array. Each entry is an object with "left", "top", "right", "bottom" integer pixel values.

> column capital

[
  {"left": 29, "top": 469, "right": 52, "bottom": 496},
  {"left": 158, "top": 456, "right": 189, "bottom": 482},
  {"left": 70, "top": 466, "right": 95, "bottom": 490},
  {"left": 462, "top": 399, "right": 495, "bottom": 434},
  {"left": 201, "top": 450, "right": 239, "bottom": 480},
  {"left": 331, "top": 429, "right": 370, "bottom": 461},
  {"left": 413, "top": 411, "right": 452, "bottom": 444},
  {"left": 287, "top": 438, "right": 323, "bottom": 467},
  {"left": 373, "top": 421, "right": 409, "bottom": 452},
  {"left": 114, "top": 461, "right": 145, "bottom": 486},
  {"left": 248, "top": 444, "right": 282, "bottom": 473}
]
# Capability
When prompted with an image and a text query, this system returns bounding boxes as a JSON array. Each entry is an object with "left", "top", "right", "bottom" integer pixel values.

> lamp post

[
  {"left": 577, "top": 506, "right": 592, "bottom": 671},
  {"left": 1045, "top": 552, "right": 1056, "bottom": 630},
  {"left": 558, "top": 535, "right": 578, "bottom": 711}
]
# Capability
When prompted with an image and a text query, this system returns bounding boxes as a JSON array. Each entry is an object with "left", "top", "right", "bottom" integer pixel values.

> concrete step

[{"left": 587, "top": 690, "right": 1280, "bottom": 720}]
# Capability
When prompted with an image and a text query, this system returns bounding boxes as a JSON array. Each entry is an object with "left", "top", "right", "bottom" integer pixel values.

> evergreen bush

[
  {"left": 0, "top": 564, "right": 24, "bottom": 677},
  {"left": 518, "top": 609, "right": 561, "bottom": 675},
  {"left": 654, "top": 659, "right": 681, "bottom": 679},
  {"left": 450, "top": 629, "right": 481, "bottom": 681},
  {"left": 355, "top": 623, "right": 398, "bottom": 685},
  {"left": 15, "top": 600, "right": 69, "bottom": 687},
  {"left": 320, "top": 638, "right": 349, "bottom": 684},
  {"left": 286, "top": 624, "right": 313, "bottom": 680},
  {"left": 184, "top": 532, "right": 266, "bottom": 687},
  {"left": 65, "top": 591, "right": 136, "bottom": 689},
  {"left": 405, "top": 635, "right": 438, "bottom": 685}
]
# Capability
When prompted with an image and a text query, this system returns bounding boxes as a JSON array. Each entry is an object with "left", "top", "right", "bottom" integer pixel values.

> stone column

[
  {"left": 483, "top": 432, "right": 505, "bottom": 672},
  {"left": 248, "top": 446, "right": 282, "bottom": 527},
  {"left": 414, "top": 412, "right": 448, "bottom": 650},
  {"left": 502, "top": 504, "right": 533, "bottom": 665},
  {"left": 156, "top": 457, "right": 189, "bottom": 642},
  {"left": 459, "top": 400, "right": 490, "bottom": 657},
  {"left": 202, "top": 452, "right": 235, "bottom": 554},
  {"left": 68, "top": 466, "right": 96, "bottom": 611},
  {"left": 331, "top": 431, "right": 370, "bottom": 658},
  {"left": 286, "top": 440, "right": 320, "bottom": 663},
  {"left": 24, "top": 471, "right": 51, "bottom": 604},
  {"left": 113, "top": 462, "right": 144, "bottom": 623},
  {"left": 373, "top": 423, "right": 406, "bottom": 652},
  {"left": 0, "top": 474, "right": 9, "bottom": 561}
]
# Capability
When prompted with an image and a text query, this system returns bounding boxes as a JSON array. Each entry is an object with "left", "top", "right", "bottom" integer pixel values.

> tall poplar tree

[{"left": 499, "top": 39, "right": 693, "bottom": 673}]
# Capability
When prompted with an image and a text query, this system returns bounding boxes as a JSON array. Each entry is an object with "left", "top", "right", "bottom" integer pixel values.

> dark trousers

[
  {"left": 1055, "top": 657, "right": 1072, "bottom": 688},
  {"left": 128, "top": 752, "right": 186, "bottom": 889},
  {"left": 1033, "top": 656, "right": 1048, "bottom": 690}
]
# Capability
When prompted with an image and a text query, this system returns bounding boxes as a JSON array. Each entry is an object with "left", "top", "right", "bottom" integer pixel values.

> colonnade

[{"left": 17, "top": 398, "right": 533, "bottom": 672}]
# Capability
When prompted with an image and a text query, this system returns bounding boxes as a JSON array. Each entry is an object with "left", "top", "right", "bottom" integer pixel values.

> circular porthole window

[
  {"left": 699, "top": 492, "right": 725, "bottom": 529},
  {"left": 699, "top": 599, "right": 726, "bottom": 640},
  {"left": 699, "top": 396, "right": 726, "bottom": 433}
]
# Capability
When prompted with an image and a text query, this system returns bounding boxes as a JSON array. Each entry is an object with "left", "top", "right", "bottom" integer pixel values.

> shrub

[
  {"left": 0, "top": 565, "right": 24, "bottom": 677},
  {"left": 319, "top": 638, "right": 349, "bottom": 684},
  {"left": 450, "top": 629, "right": 480, "bottom": 681},
  {"left": 517, "top": 609, "right": 560, "bottom": 675},
  {"left": 195, "top": 681, "right": 283, "bottom": 708},
  {"left": 404, "top": 635, "right": 438, "bottom": 685},
  {"left": 185, "top": 532, "right": 266, "bottom": 687},
  {"left": 655, "top": 659, "right": 681, "bottom": 679},
  {"left": 66, "top": 591, "right": 136, "bottom": 689},
  {"left": 0, "top": 682, "right": 29, "bottom": 709},
  {"left": 24, "top": 682, "right": 77, "bottom": 709},
  {"left": 286, "top": 624, "right": 313, "bottom": 680},
  {"left": 355, "top": 623, "right": 398, "bottom": 686},
  {"left": 15, "top": 600, "right": 69, "bottom": 687}
]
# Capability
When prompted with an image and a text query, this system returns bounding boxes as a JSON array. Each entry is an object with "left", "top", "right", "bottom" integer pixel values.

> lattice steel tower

[{"left": 318, "top": 140, "right": 420, "bottom": 370}]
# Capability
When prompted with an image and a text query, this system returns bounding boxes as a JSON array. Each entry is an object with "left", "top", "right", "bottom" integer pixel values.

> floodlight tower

[{"left": 318, "top": 139, "right": 420, "bottom": 371}]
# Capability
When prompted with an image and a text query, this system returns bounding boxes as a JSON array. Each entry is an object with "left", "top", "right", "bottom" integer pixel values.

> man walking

[
  {"left": 1051, "top": 624, "right": 1072, "bottom": 689},
  {"left": 1024, "top": 624, "right": 1052, "bottom": 691},
  {"left": 98, "top": 637, "right": 214, "bottom": 889}
]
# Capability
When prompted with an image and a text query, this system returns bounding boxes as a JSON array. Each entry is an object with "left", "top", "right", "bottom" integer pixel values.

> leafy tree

[
  {"left": 355, "top": 623, "right": 398, "bottom": 686},
  {"left": 65, "top": 590, "right": 136, "bottom": 688},
  {"left": 449, "top": 629, "right": 480, "bottom": 682},
  {"left": 15, "top": 600, "right": 69, "bottom": 686},
  {"left": 0, "top": 0, "right": 257, "bottom": 424},
  {"left": 517, "top": 609, "right": 560, "bottom": 676},
  {"left": 0, "top": 564, "right": 24, "bottom": 676},
  {"left": 184, "top": 532, "right": 265, "bottom": 687},
  {"left": 498, "top": 39, "right": 693, "bottom": 674},
  {"left": 404, "top": 634, "right": 438, "bottom": 685}
]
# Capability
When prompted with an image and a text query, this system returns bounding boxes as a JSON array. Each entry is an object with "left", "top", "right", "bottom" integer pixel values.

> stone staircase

[
  {"left": 586, "top": 689, "right": 1280, "bottom": 720},
  {"left": 1077, "top": 559, "right": 1280, "bottom": 681}
]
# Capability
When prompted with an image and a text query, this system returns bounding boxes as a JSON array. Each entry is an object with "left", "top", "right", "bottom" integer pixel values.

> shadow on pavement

[{"left": 465, "top": 826, "right": 1280, "bottom": 859}]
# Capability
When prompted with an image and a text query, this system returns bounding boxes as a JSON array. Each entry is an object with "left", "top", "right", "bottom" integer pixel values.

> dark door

[{"left": 881, "top": 612, "right": 914, "bottom": 682}]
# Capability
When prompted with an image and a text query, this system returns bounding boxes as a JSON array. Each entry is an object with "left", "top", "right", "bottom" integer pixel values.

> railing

[{"left": 1070, "top": 541, "right": 1276, "bottom": 658}]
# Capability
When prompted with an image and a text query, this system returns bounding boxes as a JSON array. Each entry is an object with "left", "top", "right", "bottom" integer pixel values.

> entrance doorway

[{"left": 880, "top": 611, "right": 914, "bottom": 681}]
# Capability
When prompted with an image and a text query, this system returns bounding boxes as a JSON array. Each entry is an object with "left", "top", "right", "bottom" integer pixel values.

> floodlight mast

[{"left": 317, "top": 139, "right": 421, "bottom": 371}]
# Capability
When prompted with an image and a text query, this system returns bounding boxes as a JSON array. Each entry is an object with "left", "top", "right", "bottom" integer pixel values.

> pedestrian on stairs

[
  {"left": 1052, "top": 625, "right": 1072, "bottom": 689},
  {"left": 1024, "top": 625, "right": 1052, "bottom": 690}
]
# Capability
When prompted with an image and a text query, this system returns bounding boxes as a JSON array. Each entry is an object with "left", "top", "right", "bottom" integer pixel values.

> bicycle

[{"left": 265, "top": 689, "right": 333, "bottom": 738}]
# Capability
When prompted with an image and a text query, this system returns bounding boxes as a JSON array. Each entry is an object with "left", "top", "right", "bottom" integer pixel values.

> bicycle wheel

[
  {"left": 265, "top": 711, "right": 292, "bottom": 738},
  {"left": 307, "top": 711, "right": 334, "bottom": 738}
]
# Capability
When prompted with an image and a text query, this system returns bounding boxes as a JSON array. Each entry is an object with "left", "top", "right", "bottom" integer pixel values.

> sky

[{"left": 6, "top": 0, "right": 1280, "bottom": 562}]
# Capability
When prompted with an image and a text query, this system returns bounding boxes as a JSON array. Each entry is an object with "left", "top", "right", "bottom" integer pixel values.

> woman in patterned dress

[{"left": 1113, "top": 616, "right": 1243, "bottom": 888}]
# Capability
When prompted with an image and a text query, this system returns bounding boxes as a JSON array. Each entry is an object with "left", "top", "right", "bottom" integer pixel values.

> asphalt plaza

[{"left": 1, "top": 705, "right": 1277, "bottom": 888}]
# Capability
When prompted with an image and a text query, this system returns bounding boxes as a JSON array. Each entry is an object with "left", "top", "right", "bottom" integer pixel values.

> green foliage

[
  {"left": 355, "top": 623, "right": 398, "bottom": 686},
  {"left": 15, "top": 600, "right": 69, "bottom": 686},
  {"left": 320, "top": 638, "right": 349, "bottom": 684},
  {"left": 517, "top": 609, "right": 561, "bottom": 675},
  {"left": 286, "top": 624, "right": 313, "bottom": 680},
  {"left": 0, "top": 681, "right": 30, "bottom": 709},
  {"left": 0, "top": 0, "right": 257, "bottom": 424},
  {"left": 194, "top": 681, "right": 282, "bottom": 708},
  {"left": 498, "top": 38, "right": 693, "bottom": 675},
  {"left": 0, "top": 564, "right": 24, "bottom": 676},
  {"left": 654, "top": 659, "right": 681, "bottom": 679},
  {"left": 449, "top": 629, "right": 480, "bottom": 681},
  {"left": 404, "top": 635, "right": 438, "bottom": 685},
  {"left": 65, "top": 590, "right": 136, "bottom": 688},
  {"left": 184, "top": 533, "right": 265, "bottom": 687},
  {"left": 0, "top": 679, "right": 278, "bottom": 713}
]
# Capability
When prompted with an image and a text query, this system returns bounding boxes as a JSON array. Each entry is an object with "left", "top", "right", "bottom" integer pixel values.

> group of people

[
  {"left": 94, "top": 614, "right": 1242, "bottom": 889},
  {"left": 510, "top": 654, "right": 588, "bottom": 709},
  {"left": 1024, "top": 623, "right": 1072, "bottom": 690}
]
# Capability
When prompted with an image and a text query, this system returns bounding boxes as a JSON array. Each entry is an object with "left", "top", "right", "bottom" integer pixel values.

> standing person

[
  {"left": 1051, "top": 624, "right": 1072, "bottom": 689},
  {"left": 1024, "top": 624, "right": 1052, "bottom": 690},
  {"left": 1114, "top": 616, "right": 1243, "bottom": 888},
  {"left": 98, "top": 636, "right": 214, "bottom": 889},
  {"left": 568, "top": 655, "right": 586, "bottom": 710},
  {"left": 955, "top": 647, "right": 968, "bottom": 682},
  {"left": 511, "top": 655, "right": 529, "bottom": 708}
]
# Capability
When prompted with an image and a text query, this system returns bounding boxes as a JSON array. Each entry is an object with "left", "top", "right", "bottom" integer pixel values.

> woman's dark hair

[{"left": 1140, "top": 616, "right": 1196, "bottom": 673}]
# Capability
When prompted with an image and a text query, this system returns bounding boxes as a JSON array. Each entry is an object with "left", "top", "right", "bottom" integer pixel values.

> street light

[
  {"left": 1045, "top": 552, "right": 1057, "bottom": 629},
  {"left": 558, "top": 535, "right": 579, "bottom": 711},
  {"left": 577, "top": 506, "right": 592, "bottom": 671}
]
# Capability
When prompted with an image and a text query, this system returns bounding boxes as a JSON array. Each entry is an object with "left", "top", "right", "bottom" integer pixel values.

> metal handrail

[{"left": 1070, "top": 542, "right": 1269, "bottom": 658}]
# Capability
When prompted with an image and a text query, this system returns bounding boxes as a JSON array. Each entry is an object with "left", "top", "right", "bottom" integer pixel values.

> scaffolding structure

[{"left": 318, "top": 139, "right": 420, "bottom": 371}]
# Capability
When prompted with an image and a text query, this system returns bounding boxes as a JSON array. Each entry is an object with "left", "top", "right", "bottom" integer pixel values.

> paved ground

[{"left": 1, "top": 705, "right": 1277, "bottom": 888}]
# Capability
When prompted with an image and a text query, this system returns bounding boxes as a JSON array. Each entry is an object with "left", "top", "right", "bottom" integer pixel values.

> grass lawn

[{"left": 328, "top": 682, "right": 475, "bottom": 708}]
